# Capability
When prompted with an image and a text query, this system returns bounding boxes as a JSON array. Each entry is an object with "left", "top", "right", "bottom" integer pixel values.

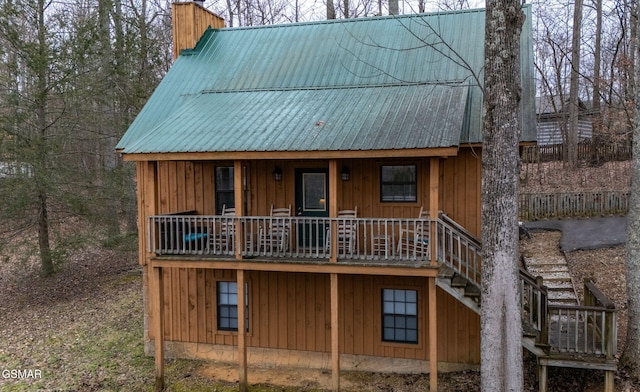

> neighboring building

[
  {"left": 535, "top": 95, "right": 593, "bottom": 146},
  {"left": 116, "top": 3, "right": 536, "bottom": 390}
]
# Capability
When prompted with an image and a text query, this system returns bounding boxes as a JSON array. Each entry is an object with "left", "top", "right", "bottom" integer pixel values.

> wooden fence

[
  {"left": 519, "top": 191, "right": 630, "bottom": 221},
  {"left": 521, "top": 141, "right": 631, "bottom": 164}
]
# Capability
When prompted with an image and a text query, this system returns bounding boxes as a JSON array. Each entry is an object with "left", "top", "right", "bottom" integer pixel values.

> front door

[{"left": 295, "top": 168, "right": 329, "bottom": 248}]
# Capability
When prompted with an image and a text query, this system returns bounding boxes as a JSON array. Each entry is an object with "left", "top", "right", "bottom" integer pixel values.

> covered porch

[{"left": 136, "top": 153, "right": 483, "bottom": 263}]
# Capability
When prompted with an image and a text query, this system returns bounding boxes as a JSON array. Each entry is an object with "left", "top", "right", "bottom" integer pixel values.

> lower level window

[
  {"left": 382, "top": 289, "right": 418, "bottom": 343},
  {"left": 217, "top": 281, "right": 248, "bottom": 331}
]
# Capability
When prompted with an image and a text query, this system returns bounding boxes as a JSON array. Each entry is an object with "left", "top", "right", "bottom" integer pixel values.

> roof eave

[{"left": 120, "top": 147, "right": 460, "bottom": 162}]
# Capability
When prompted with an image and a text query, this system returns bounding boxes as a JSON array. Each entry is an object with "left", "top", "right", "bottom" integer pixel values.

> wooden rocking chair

[
  {"left": 259, "top": 205, "right": 292, "bottom": 254},
  {"left": 397, "top": 206, "right": 430, "bottom": 258},
  {"left": 209, "top": 205, "right": 236, "bottom": 254}
]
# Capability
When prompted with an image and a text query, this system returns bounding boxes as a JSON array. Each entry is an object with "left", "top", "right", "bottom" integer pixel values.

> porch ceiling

[{"left": 119, "top": 83, "right": 468, "bottom": 155}]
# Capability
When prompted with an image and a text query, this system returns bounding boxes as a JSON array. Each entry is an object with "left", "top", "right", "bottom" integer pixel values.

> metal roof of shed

[{"left": 117, "top": 7, "right": 536, "bottom": 156}]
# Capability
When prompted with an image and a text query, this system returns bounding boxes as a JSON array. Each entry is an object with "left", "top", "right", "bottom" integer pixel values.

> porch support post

[
  {"left": 429, "top": 157, "right": 440, "bottom": 266},
  {"left": 234, "top": 160, "right": 245, "bottom": 260},
  {"left": 152, "top": 265, "right": 165, "bottom": 392},
  {"left": 538, "top": 363, "right": 547, "bottom": 392},
  {"left": 237, "top": 269, "right": 248, "bottom": 392},
  {"left": 428, "top": 276, "right": 438, "bottom": 391},
  {"left": 604, "top": 370, "right": 614, "bottom": 392},
  {"left": 330, "top": 272, "right": 340, "bottom": 391},
  {"left": 329, "top": 160, "right": 339, "bottom": 263}
]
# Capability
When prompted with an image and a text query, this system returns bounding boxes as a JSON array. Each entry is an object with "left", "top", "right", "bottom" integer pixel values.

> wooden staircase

[
  {"left": 523, "top": 256, "right": 578, "bottom": 305},
  {"left": 436, "top": 266, "right": 481, "bottom": 314},
  {"left": 434, "top": 214, "right": 618, "bottom": 392}
]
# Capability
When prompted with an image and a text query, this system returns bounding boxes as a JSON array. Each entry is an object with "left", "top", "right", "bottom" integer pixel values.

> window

[
  {"left": 216, "top": 167, "right": 234, "bottom": 214},
  {"left": 217, "top": 281, "right": 249, "bottom": 332},
  {"left": 380, "top": 165, "right": 417, "bottom": 202},
  {"left": 217, "top": 281, "right": 239, "bottom": 331},
  {"left": 382, "top": 289, "right": 418, "bottom": 343}
]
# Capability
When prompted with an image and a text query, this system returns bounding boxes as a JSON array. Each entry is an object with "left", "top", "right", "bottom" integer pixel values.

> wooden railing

[
  {"left": 520, "top": 268, "right": 548, "bottom": 346},
  {"left": 435, "top": 213, "right": 482, "bottom": 287},
  {"left": 148, "top": 214, "right": 431, "bottom": 263},
  {"left": 519, "top": 272, "right": 617, "bottom": 359},
  {"left": 521, "top": 142, "right": 631, "bottom": 164},
  {"left": 519, "top": 191, "right": 630, "bottom": 220},
  {"left": 546, "top": 304, "right": 617, "bottom": 357}
]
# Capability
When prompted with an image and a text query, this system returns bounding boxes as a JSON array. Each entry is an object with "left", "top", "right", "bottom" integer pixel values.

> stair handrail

[
  {"left": 435, "top": 213, "right": 482, "bottom": 288},
  {"left": 438, "top": 212, "right": 482, "bottom": 248},
  {"left": 584, "top": 279, "right": 617, "bottom": 359},
  {"left": 519, "top": 267, "right": 549, "bottom": 348}
]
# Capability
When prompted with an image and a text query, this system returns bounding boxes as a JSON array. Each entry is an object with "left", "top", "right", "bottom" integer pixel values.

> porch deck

[{"left": 147, "top": 213, "right": 480, "bottom": 275}]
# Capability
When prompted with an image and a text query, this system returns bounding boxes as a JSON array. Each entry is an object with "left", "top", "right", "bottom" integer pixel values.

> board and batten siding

[
  {"left": 147, "top": 149, "right": 481, "bottom": 225},
  {"left": 171, "top": 2, "right": 225, "bottom": 60},
  {"left": 147, "top": 269, "right": 480, "bottom": 364}
]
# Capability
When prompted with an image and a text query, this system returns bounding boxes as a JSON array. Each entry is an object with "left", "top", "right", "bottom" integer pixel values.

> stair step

[
  {"left": 465, "top": 284, "right": 481, "bottom": 298},
  {"left": 547, "top": 290, "right": 578, "bottom": 299},
  {"left": 524, "top": 256, "right": 566, "bottom": 265},
  {"left": 544, "top": 279, "right": 574, "bottom": 288},
  {"left": 529, "top": 268, "right": 571, "bottom": 280},
  {"left": 527, "top": 264, "right": 569, "bottom": 272},
  {"left": 438, "top": 266, "right": 456, "bottom": 279},
  {"left": 451, "top": 275, "right": 468, "bottom": 288},
  {"left": 548, "top": 297, "right": 579, "bottom": 305}
]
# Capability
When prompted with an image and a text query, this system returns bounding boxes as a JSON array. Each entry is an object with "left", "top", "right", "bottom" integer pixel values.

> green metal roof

[{"left": 117, "top": 7, "right": 536, "bottom": 155}]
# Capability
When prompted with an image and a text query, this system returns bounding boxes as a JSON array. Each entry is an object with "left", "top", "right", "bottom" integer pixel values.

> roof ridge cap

[{"left": 200, "top": 80, "right": 467, "bottom": 94}]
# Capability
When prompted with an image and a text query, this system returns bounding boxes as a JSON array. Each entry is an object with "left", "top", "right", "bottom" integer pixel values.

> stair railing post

[{"left": 538, "top": 280, "right": 549, "bottom": 348}]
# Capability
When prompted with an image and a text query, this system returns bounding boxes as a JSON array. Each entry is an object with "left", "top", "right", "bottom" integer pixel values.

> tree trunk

[
  {"left": 481, "top": 1, "right": 524, "bottom": 391},
  {"left": 37, "top": 190, "right": 54, "bottom": 276},
  {"left": 567, "top": 0, "right": 582, "bottom": 167},
  {"left": 389, "top": 0, "right": 398, "bottom": 15},
  {"left": 327, "top": 0, "right": 335, "bottom": 19},
  {"left": 592, "top": 0, "right": 602, "bottom": 139},
  {"left": 621, "top": 11, "right": 640, "bottom": 375},
  {"left": 36, "top": 0, "right": 54, "bottom": 276}
]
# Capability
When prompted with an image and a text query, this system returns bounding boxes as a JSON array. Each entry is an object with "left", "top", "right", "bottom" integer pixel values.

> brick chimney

[{"left": 171, "top": 1, "right": 225, "bottom": 60}]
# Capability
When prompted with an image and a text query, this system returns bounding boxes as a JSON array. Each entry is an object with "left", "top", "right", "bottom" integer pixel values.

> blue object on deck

[{"left": 184, "top": 233, "right": 208, "bottom": 242}]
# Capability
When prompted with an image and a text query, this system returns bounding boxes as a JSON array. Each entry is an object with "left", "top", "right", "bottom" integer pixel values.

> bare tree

[
  {"left": 591, "top": 0, "right": 603, "bottom": 137},
  {"left": 567, "top": 0, "right": 583, "bottom": 167},
  {"left": 621, "top": 0, "right": 640, "bottom": 377},
  {"left": 480, "top": 0, "right": 525, "bottom": 390}
]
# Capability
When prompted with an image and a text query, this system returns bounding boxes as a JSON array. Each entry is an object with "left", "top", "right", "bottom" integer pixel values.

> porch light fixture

[
  {"left": 341, "top": 166, "right": 350, "bottom": 181},
  {"left": 272, "top": 166, "right": 283, "bottom": 181}
]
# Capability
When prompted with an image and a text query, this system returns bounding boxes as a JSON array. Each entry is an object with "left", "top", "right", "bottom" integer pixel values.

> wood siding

[
  {"left": 136, "top": 149, "right": 483, "bottom": 365},
  {"left": 147, "top": 269, "right": 480, "bottom": 364},
  {"left": 171, "top": 2, "right": 225, "bottom": 60},
  {"left": 149, "top": 148, "right": 482, "bottom": 227},
  {"left": 440, "top": 148, "right": 482, "bottom": 236}
]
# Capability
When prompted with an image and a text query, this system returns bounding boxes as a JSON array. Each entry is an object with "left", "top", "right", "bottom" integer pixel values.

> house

[
  {"left": 535, "top": 95, "right": 593, "bottom": 146},
  {"left": 116, "top": 3, "right": 537, "bottom": 391}
]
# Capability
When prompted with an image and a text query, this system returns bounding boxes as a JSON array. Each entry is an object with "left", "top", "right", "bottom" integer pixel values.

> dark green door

[{"left": 295, "top": 168, "right": 329, "bottom": 248}]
